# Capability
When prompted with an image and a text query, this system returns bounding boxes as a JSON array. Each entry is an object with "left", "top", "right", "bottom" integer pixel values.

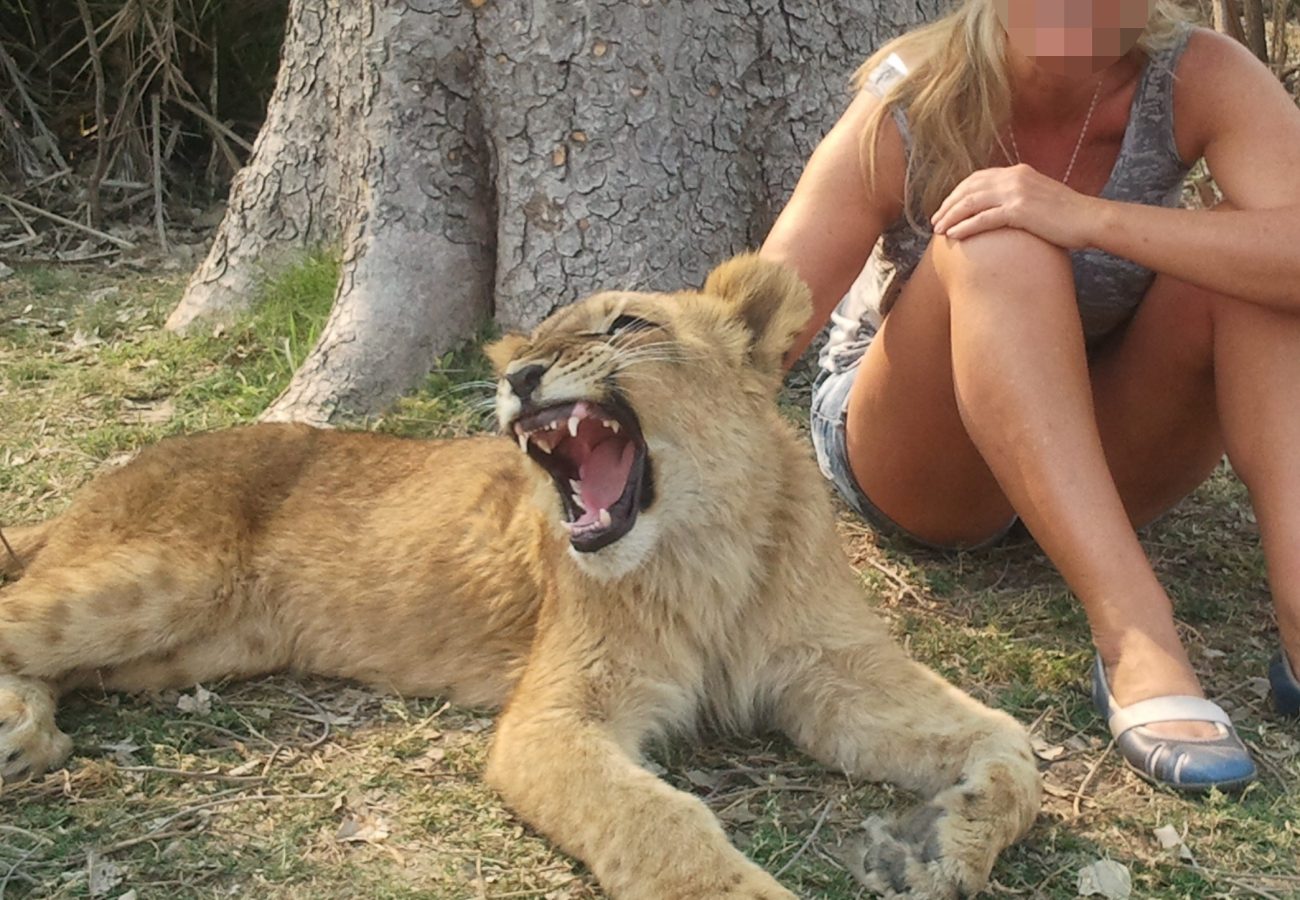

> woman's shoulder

[
  {"left": 1169, "top": 26, "right": 1300, "bottom": 167},
  {"left": 1175, "top": 26, "right": 1268, "bottom": 81},
  {"left": 1171, "top": 27, "right": 1292, "bottom": 114}
]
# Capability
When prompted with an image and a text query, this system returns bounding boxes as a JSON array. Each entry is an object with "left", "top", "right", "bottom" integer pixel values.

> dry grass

[{"left": 1, "top": 263, "right": 1298, "bottom": 899}]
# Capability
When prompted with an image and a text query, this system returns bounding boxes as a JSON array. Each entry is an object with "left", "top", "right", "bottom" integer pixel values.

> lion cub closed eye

[{"left": 0, "top": 254, "right": 1040, "bottom": 899}]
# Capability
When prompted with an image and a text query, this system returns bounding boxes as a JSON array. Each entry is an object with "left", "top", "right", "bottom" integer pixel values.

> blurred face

[{"left": 994, "top": 0, "right": 1151, "bottom": 75}]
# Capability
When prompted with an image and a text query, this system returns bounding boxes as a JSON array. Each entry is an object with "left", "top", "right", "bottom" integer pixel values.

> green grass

[{"left": 1, "top": 263, "right": 1298, "bottom": 898}]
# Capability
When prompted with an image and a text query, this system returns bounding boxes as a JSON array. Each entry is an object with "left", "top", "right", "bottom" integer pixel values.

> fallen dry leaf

[
  {"left": 176, "top": 685, "right": 213, "bottom": 715},
  {"left": 1077, "top": 858, "right": 1131, "bottom": 899}
]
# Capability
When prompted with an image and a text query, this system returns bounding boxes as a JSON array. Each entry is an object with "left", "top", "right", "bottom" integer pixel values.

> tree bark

[
  {"left": 1213, "top": 0, "right": 1248, "bottom": 43},
  {"left": 1241, "top": 0, "right": 1269, "bottom": 63},
  {"left": 172, "top": 0, "right": 942, "bottom": 424},
  {"left": 1271, "top": 0, "right": 1290, "bottom": 74}
]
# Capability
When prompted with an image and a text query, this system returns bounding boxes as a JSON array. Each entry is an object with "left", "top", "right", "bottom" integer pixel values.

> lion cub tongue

[{"left": 576, "top": 439, "right": 635, "bottom": 524}]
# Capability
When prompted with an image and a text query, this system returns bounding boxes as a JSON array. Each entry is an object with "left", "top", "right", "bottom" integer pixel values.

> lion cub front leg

[
  {"left": 774, "top": 624, "right": 1040, "bottom": 899},
  {"left": 487, "top": 693, "right": 794, "bottom": 900},
  {"left": 0, "top": 676, "right": 71, "bottom": 784}
]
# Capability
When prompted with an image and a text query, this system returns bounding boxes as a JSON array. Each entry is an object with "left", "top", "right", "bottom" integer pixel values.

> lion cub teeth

[
  {"left": 568, "top": 415, "right": 581, "bottom": 438},
  {"left": 605, "top": 419, "right": 620, "bottom": 434},
  {"left": 598, "top": 508, "right": 612, "bottom": 528},
  {"left": 517, "top": 433, "right": 529, "bottom": 454}
]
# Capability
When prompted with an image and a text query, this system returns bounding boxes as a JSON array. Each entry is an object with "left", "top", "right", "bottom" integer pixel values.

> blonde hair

[{"left": 857, "top": 0, "right": 1191, "bottom": 226}]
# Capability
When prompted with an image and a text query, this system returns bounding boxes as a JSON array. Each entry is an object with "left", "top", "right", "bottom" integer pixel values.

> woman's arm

[
  {"left": 761, "top": 89, "right": 906, "bottom": 367},
  {"left": 1085, "top": 31, "right": 1300, "bottom": 309},
  {"left": 930, "top": 30, "right": 1300, "bottom": 311}
]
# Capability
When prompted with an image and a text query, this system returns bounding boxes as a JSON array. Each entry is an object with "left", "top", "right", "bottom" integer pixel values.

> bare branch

[{"left": 0, "top": 193, "right": 136, "bottom": 249}]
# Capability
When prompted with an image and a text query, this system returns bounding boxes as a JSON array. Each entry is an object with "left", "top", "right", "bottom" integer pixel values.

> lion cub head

[{"left": 487, "top": 254, "right": 812, "bottom": 577}]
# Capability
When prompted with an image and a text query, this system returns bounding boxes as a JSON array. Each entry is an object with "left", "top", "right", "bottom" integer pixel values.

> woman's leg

[
  {"left": 843, "top": 229, "right": 1225, "bottom": 738},
  {"left": 1211, "top": 298, "right": 1300, "bottom": 674}
]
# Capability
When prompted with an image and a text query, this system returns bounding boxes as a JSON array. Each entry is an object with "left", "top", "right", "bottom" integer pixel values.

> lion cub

[{"left": 0, "top": 255, "right": 1039, "bottom": 898}]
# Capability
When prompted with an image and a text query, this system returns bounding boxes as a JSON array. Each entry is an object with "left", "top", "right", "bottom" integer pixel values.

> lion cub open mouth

[{"left": 511, "top": 398, "right": 651, "bottom": 552}]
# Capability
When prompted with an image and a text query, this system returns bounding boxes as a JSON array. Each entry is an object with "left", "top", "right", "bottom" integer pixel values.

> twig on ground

[
  {"left": 0, "top": 194, "right": 135, "bottom": 249},
  {"left": 1243, "top": 737, "right": 1292, "bottom": 782},
  {"left": 174, "top": 717, "right": 273, "bottom": 748},
  {"left": 865, "top": 558, "right": 966, "bottom": 621},
  {"left": 259, "top": 744, "right": 286, "bottom": 779},
  {"left": 117, "top": 765, "right": 266, "bottom": 784},
  {"left": 103, "top": 189, "right": 152, "bottom": 216},
  {"left": 773, "top": 798, "right": 835, "bottom": 878},
  {"left": 1070, "top": 738, "right": 1113, "bottom": 819},
  {"left": 90, "top": 828, "right": 198, "bottom": 859},
  {"left": 10, "top": 169, "right": 72, "bottom": 196},
  {"left": 1026, "top": 705, "right": 1053, "bottom": 736},
  {"left": 0, "top": 44, "right": 68, "bottom": 174},
  {"left": 1181, "top": 865, "right": 1300, "bottom": 885},
  {"left": 0, "top": 234, "right": 39, "bottom": 252},
  {"left": 707, "top": 784, "right": 826, "bottom": 806},
  {"left": 1, "top": 198, "right": 36, "bottom": 240},
  {"left": 128, "top": 790, "right": 333, "bottom": 837},
  {"left": 0, "top": 825, "right": 53, "bottom": 844},
  {"left": 151, "top": 94, "right": 168, "bottom": 253},
  {"left": 267, "top": 683, "right": 337, "bottom": 749},
  {"left": 1222, "top": 879, "right": 1285, "bottom": 900}
]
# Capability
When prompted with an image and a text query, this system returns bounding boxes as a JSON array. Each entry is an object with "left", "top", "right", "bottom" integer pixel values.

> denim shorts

[{"left": 809, "top": 367, "right": 1017, "bottom": 552}]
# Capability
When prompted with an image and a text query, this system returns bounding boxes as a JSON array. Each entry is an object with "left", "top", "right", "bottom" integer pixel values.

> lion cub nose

[{"left": 506, "top": 363, "right": 547, "bottom": 401}]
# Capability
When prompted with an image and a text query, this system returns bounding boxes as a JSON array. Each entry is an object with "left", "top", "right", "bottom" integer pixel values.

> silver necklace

[{"left": 1006, "top": 75, "right": 1104, "bottom": 187}]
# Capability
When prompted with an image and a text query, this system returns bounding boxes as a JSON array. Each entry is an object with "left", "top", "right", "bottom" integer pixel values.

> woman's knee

[{"left": 930, "top": 228, "right": 1073, "bottom": 291}]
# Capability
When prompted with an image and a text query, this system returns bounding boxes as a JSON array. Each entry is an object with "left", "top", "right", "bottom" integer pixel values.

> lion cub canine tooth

[
  {"left": 607, "top": 420, "right": 620, "bottom": 434},
  {"left": 517, "top": 433, "right": 529, "bottom": 453},
  {"left": 597, "top": 508, "right": 612, "bottom": 528},
  {"left": 568, "top": 416, "right": 581, "bottom": 437}
]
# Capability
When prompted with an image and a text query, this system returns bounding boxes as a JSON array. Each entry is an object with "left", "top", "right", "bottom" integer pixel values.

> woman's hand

[{"left": 930, "top": 164, "right": 1104, "bottom": 249}]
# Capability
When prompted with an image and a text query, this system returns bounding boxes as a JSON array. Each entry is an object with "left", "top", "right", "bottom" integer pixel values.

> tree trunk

[
  {"left": 1241, "top": 0, "right": 1269, "bottom": 63},
  {"left": 1213, "top": 0, "right": 1248, "bottom": 43},
  {"left": 172, "top": 0, "right": 942, "bottom": 424},
  {"left": 1271, "top": 0, "right": 1290, "bottom": 75}
]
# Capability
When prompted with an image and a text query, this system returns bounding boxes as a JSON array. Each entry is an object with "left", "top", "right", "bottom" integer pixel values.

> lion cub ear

[
  {"left": 703, "top": 253, "right": 813, "bottom": 376},
  {"left": 484, "top": 334, "right": 528, "bottom": 375}
]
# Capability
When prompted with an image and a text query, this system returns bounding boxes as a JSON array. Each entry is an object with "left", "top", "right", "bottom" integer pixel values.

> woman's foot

[
  {"left": 1092, "top": 656, "right": 1256, "bottom": 792},
  {"left": 1097, "top": 634, "right": 1220, "bottom": 740},
  {"left": 1269, "top": 649, "right": 1300, "bottom": 717}
]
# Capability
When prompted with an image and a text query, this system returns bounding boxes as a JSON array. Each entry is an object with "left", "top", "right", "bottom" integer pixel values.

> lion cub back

[{"left": 20, "top": 423, "right": 554, "bottom": 706}]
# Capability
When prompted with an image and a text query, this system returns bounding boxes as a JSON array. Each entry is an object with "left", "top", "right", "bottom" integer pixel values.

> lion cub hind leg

[
  {"left": 0, "top": 550, "right": 252, "bottom": 781},
  {"left": 487, "top": 702, "right": 796, "bottom": 900},
  {"left": 775, "top": 636, "right": 1041, "bottom": 899},
  {"left": 0, "top": 676, "right": 71, "bottom": 784},
  {"left": 0, "top": 549, "right": 224, "bottom": 680}
]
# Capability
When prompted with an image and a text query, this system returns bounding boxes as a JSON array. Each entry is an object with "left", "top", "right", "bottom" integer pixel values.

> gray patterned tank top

[{"left": 821, "top": 27, "right": 1194, "bottom": 375}]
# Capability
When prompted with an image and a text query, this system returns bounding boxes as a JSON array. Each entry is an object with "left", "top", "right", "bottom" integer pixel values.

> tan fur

[{"left": 0, "top": 254, "right": 1040, "bottom": 898}]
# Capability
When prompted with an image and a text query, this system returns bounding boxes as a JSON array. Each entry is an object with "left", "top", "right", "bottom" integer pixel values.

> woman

[{"left": 761, "top": 0, "right": 1300, "bottom": 792}]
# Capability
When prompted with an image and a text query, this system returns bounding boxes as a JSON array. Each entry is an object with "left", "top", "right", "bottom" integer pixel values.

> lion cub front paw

[
  {"left": 0, "top": 678, "right": 72, "bottom": 785},
  {"left": 847, "top": 810, "right": 979, "bottom": 900}
]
